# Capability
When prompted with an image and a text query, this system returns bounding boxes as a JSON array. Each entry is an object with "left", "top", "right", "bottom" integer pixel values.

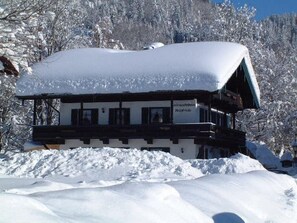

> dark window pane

[
  {"left": 163, "top": 107, "right": 170, "bottom": 123},
  {"left": 81, "top": 110, "right": 92, "bottom": 125},
  {"left": 91, "top": 109, "right": 98, "bottom": 125},
  {"left": 200, "top": 108, "right": 207, "bottom": 122},
  {"left": 109, "top": 108, "right": 116, "bottom": 125},
  {"left": 109, "top": 108, "right": 130, "bottom": 125},
  {"left": 71, "top": 109, "right": 79, "bottom": 125},
  {"left": 150, "top": 108, "right": 163, "bottom": 123},
  {"left": 71, "top": 109, "right": 98, "bottom": 126},
  {"left": 124, "top": 108, "right": 130, "bottom": 125},
  {"left": 142, "top": 107, "right": 149, "bottom": 124}
]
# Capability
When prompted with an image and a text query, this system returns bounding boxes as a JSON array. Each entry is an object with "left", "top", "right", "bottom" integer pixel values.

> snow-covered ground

[{"left": 0, "top": 147, "right": 296, "bottom": 223}]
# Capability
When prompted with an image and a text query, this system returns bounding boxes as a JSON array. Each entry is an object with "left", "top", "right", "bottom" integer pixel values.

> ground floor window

[{"left": 71, "top": 109, "right": 98, "bottom": 125}]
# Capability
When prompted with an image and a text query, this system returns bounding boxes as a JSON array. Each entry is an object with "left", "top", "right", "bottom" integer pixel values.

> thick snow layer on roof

[{"left": 16, "top": 42, "right": 260, "bottom": 104}]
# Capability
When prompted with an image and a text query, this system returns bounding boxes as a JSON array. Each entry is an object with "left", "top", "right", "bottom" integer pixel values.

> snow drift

[{"left": 0, "top": 148, "right": 296, "bottom": 223}]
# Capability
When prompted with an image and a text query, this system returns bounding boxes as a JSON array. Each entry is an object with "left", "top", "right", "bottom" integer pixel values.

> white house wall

[
  {"left": 60, "top": 99, "right": 200, "bottom": 125},
  {"left": 60, "top": 103, "right": 80, "bottom": 125},
  {"left": 173, "top": 100, "right": 199, "bottom": 123}
]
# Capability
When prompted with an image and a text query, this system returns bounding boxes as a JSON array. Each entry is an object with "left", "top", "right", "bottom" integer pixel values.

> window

[
  {"left": 109, "top": 108, "right": 130, "bottom": 125},
  {"left": 199, "top": 108, "right": 208, "bottom": 122},
  {"left": 71, "top": 109, "right": 98, "bottom": 125},
  {"left": 142, "top": 107, "right": 170, "bottom": 124}
]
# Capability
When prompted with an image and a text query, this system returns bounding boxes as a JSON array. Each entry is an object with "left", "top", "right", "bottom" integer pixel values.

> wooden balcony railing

[{"left": 32, "top": 123, "right": 246, "bottom": 147}]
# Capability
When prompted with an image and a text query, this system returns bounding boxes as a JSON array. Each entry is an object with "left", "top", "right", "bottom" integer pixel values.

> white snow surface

[
  {"left": 246, "top": 141, "right": 281, "bottom": 168},
  {"left": 16, "top": 42, "right": 260, "bottom": 105},
  {"left": 0, "top": 147, "right": 296, "bottom": 223}
]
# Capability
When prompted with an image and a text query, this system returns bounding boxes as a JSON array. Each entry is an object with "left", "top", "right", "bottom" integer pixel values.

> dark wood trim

[
  {"left": 17, "top": 90, "right": 248, "bottom": 113},
  {"left": 119, "top": 100, "right": 122, "bottom": 126},
  {"left": 170, "top": 99, "right": 174, "bottom": 123},
  {"left": 232, "top": 113, "right": 236, "bottom": 129},
  {"left": 32, "top": 123, "right": 246, "bottom": 148},
  {"left": 208, "top": 95, "right": 212, "bottom": 122},
  {"left": 17, "top": 90, "right": 211, "bottom": 101},
  {"left": 170, "top": 138, "right": 179, "bottom": 144},
  {"left": 33, "top": 99, "right": 37, "bottom": 125},
  {"left": 100, "top": 138, "right": 109, "bottom": 144},
  {"left": 145, "top": 138, "right": 153, "bottom": 144},
  {"left": 81, "top": 138, "right": 90, "bottom": 144}
]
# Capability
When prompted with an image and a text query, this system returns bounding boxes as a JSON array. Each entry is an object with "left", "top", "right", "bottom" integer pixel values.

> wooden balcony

[{"left": 32, "top": 123, "right": 246, "bottom": 148}]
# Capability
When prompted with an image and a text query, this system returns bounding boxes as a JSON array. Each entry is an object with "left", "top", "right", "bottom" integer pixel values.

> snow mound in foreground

[
  {"left": 0, "top": 148, "right": 264, "bottom": 181},
  {"left": 189, "top": 153, "right": 265, "bottom": 174},
  {"left": 0, "top": 148, "right": 296, "bottom": 223},
  {"left": 0, "top": 147, "right": 202, "bottom": 181}
]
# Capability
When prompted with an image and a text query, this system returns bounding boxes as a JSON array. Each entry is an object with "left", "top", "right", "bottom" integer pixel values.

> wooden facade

[{"left": 18, "top": 88, "right": 250, "bottom": 158}]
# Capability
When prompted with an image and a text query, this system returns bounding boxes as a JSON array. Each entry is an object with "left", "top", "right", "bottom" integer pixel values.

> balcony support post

[
  {"left": 33, "top": 99, "right": 37, "bottom": 125},
  {"left": 170, "top": 98, "right": 174, "bottom": 124},
  {"left": 232, "top": 113, "right": 236, "bottom": 129},
  {"left": 119, "top": 99, "right": 122, "bottom": 126}
]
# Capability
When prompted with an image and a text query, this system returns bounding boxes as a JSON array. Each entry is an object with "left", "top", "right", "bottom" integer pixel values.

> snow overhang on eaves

[
  {"left": 240, "top": 58, "right": 260, "bottom": 108},
  {"left": 16, "top": 41, "right": 260, "bottom": 108}
]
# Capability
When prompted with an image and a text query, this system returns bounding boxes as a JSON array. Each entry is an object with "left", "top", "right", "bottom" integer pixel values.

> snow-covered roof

[{"left": 16, "top": 42, "right": 260, "bottom": 107}]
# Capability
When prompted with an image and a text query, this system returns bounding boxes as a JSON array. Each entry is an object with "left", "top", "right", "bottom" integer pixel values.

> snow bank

[
  {"left": 246, "top": 141, "right": 281, "bottom": 168},
  {"left": 171, "top": 171, "right": 297, "bottom": 223},
  {"left": 0, "top": 147, "right": 202, "bottom": 181},
  {"left": 189, "top": 153, "right": 265, "bottom": 174},
  {"left": 0, "top": 147, "right": 296, "bottom": 223}
]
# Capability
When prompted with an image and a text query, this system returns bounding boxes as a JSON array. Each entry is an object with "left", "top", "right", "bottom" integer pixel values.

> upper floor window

[
  {"left": 142, "top": 107, "right": 170, "bottom": 124},
  {"left": 199, "top": 108, "right": 208, "bottom": 122},
  {"left": 71, "top": 109, "right": 98, "bottom": 126},
  {"left": 109, "top": 108, "right": 130, "bottom": 125}
]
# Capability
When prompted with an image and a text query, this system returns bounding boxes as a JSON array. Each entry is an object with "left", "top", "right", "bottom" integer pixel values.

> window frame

[
  {"left": 142, "top": 107, "right": 171, "bottom": 124},
  {"left": 71, "top": 109, "right": 98, "bottom": 126},
  {"left": 109, "top": 108, "right": 130, "bottom": 125}
]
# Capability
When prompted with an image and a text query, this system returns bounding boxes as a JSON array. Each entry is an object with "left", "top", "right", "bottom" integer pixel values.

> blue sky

[{"left": 211, "top": 0, "right": 297, "bottom": 20}]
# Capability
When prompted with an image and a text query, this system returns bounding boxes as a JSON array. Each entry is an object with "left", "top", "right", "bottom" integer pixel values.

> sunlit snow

[{"left": 0, "top": 147, "right": 296, "bottom": 223}]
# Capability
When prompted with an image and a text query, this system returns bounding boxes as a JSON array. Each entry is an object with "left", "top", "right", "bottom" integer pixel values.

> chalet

[{"left": 16, "top": 42, "right": 260, "bottom": 159}]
